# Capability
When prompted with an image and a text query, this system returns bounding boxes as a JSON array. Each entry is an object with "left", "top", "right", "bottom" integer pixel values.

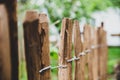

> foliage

[
  {"left": 18, "top": 0, "right": 113, "bottom": 30},
  {"left": 110, "top": 0, "right": 120, "bottom": 8},
  {"left": 108, "top": 47, "right": 120, "bottom": 74}
]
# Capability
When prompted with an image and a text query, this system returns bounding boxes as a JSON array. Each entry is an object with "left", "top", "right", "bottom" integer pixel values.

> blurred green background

[{"left": 17, "top": 0, "right": 120, "bottom": 80}]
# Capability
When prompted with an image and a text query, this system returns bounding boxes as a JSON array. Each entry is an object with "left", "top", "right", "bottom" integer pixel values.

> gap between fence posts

[
  {"left": 58, "top": 18, "right": 73, "bottom": 80},
  {"left": 0, "top": 4, "right": 11, "bottom": 80},
  {"left": 23, "top": 11, "right": 50, "bottom": 80},
  {"left": 73, "top": 20, "right": 83, "bottom": 80}
]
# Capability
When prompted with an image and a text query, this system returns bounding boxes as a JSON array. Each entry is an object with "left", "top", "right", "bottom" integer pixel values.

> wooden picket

[
  {"left": 58, "top": 18, "right": 73, "bottom": 80},
  {"left": 83, "top": 25, "right": 93, "bottom": 80},
  {"left": 73, "top": 20, "right": 83, "bottom": 80},
  {"left": 98, "top": 26, "right": 103, "bottom": 80},
  {"left": 104, "top": 31, "right": 108, "bottom": 80},
  {"left": 23, "top": 11, "right": 50, "bottom": 80},
  {"left": 0, "top": 4, "right": 11, "bottom": 80},
  {"left": 0, "top": 0, "right": 18, "bottom": 80},
  {"left": 98, "top": 24, "right": 108, "bottom": 80},
  {"left": 91, "top": 27, "right": 99, "bottom": 80}
]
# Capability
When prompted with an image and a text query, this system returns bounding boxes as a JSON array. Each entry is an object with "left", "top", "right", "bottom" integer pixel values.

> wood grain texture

[
  {"left": 101, "top": 28, "right": 108, "bottom": 80},
  {"left": 97, "top": 27, "right": 103, "bottom": 80},
  {"left": 73, "top": 20, "right": 83, "bottom": 80},
  {"left": 58, "top": 18, "right": 73, "bottom": 80},
  {"left": 0, "top": 0, "right": 19, "bottom": 80},
  {"left": 23, "top": 11, "right": 50, "bottom": 80},
  {"left": 83, "top": 25, "right": 93, "bottom": 80},
  {"left": 91, "top": 27, "right": 99, "bottom": 80},
  {"left": 97, "top": 27, "right": 108, "bottom": 80},
  {"left": 0, "top": 4, "right": 11, "bottom": 80},
  {"left": 104, "top": 31, "right": 108, "bottom": 80},
  {"left": 39, "top": 13, "right": 51, "bottom": 80}
]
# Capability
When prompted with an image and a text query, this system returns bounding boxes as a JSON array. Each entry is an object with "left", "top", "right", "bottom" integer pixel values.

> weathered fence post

[
  {"left": 58, "top": 18, "right": 73, "bottom": 80},
  {"left": 39, "top": 13, "right": 51, "bottom": 80},
  {"left": 103, "top": 30, "right": 108, "bottom": 80},
  {"left": 91, "top": 27, "right": 99, "bottom": 80},
  {"left": 8, "top": 1, "right": 18, "bottom": 79},
  {"left": 0, "top": 4, "right": 11, "bottom": 80},
  {"left": 97, "top": 27, "right": 101, "bottom": 80},
  {"left": 97, "top": 24, "right": 108, "bottom": 80},
  {"left": 83, "top": 25, "right": 93, "bottom": 80},
  {"left": 0, "top": 0, "right": 19, "bottom": 80},
  {"left": 23, "top": 11, "right": 50, "bottom": 80},
  {"left": 73, "top": 20, "right": 83, "bottom": 80}
]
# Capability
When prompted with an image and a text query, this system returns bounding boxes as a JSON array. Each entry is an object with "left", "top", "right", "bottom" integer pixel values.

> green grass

[
  {"left": 108, "top": 47, "right": 120, "bottom": 74},
  {"left": 19, "top": 60, "right": 27, "bottom": 80}
]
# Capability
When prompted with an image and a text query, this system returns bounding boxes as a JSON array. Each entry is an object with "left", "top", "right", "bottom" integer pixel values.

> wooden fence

[
  {"left": 23, "top": 11, "right": 108, "bottom": 80},
  {"left": 0, "top": 2, "right": 108, "bottom": 80}
]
